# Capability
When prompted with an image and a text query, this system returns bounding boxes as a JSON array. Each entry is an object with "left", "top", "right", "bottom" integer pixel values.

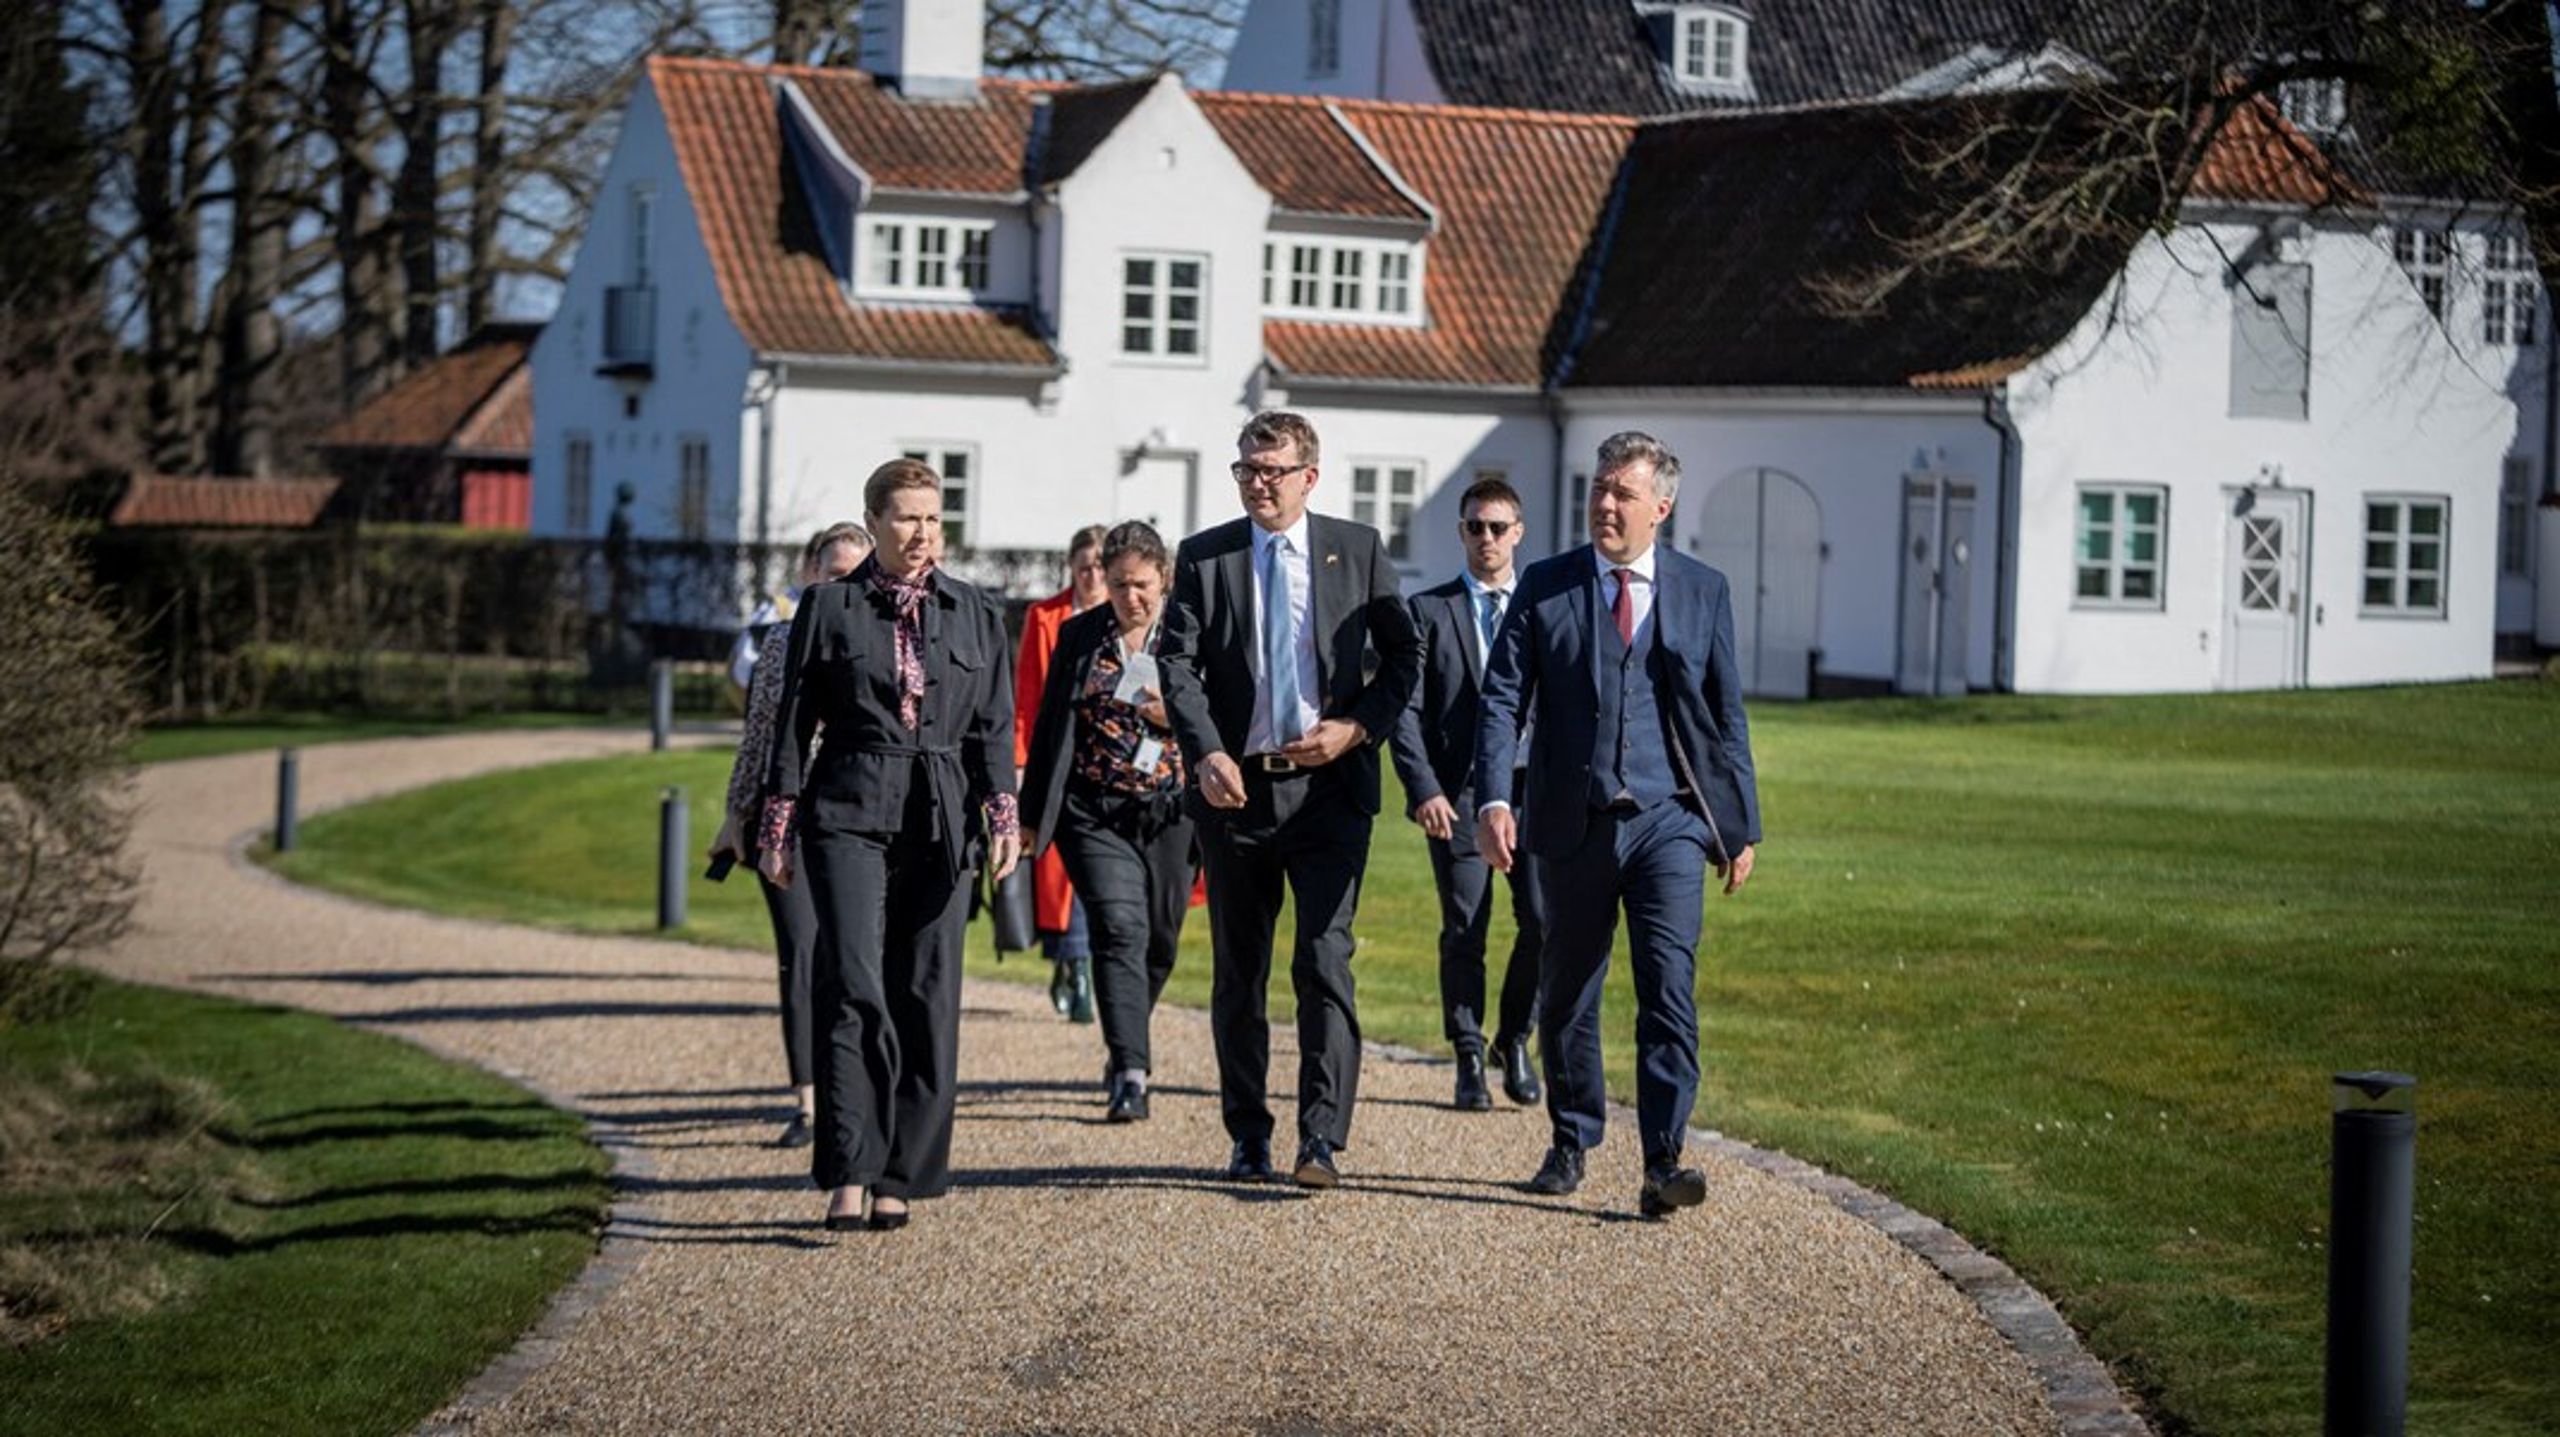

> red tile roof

[
  {"left": 1264, "top": 98, "right": 1634, "bottom": 389},
  {"left": 317, "top": 324, "right": 537, "bottom": 454},
  {"left": 110, "top": 475, "right": 341, "bottom": 529},
  {"left": 652, "top": 56, "right": 1058, "bottom": 369},
  {"left": 2190, "top": 95, "right": 2370, "bottom": 209},
  {"left": 1195, "top": 93, "right": 1435, "bottom": 223}
]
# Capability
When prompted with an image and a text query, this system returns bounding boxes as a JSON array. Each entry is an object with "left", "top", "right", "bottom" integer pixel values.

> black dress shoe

[
  {"left": 1526, "top": 1143, "right": 1584, "bottom": 1196},
  {"left": 1494, "top": 1037, "right": 1542, "bottom": 1106},
  {"left": 775, "top": 1113, "right": 815, "bottom": 1149},
  {"left": 1223, "top": 1139, "right": 1278, "bottom": 1183},
  {"left": 1638, "top": 1163, "right": 1709, "bottom": 1219},
  {"left": 1453, "top": 1049, "right": 1494, "bottom": 1111},
  {"left": 1105, "top": 1077, "right": 1150, "bottom": 1123},
  {"left": 1292, "top": 1137, "right": 1341, "bottom": 1189},
  {"left": 867, "top": 1201, "right": 910, "bottom": 1232}
]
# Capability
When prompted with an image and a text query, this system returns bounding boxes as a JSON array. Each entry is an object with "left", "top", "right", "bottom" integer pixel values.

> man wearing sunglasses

[
  {"left": 1159, "top": 410, "right": 1422, "bottom": 1189},
  {"left": 1388, "top": 477, "right": 1546, "bottom": 1113}
]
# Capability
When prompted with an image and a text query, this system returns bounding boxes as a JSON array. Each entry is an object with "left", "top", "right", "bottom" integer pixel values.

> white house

[{"left": 531, "top": 0, "right": 2543, "bottom": 695}]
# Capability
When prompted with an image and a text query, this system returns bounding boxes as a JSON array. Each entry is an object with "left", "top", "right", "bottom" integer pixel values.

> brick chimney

[{"left": 859, "top": 0, "right": 986, "bottom": 99}]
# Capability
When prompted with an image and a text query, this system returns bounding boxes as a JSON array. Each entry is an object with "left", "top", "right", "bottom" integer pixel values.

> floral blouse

[
  {"left": 725, "top": 617, "right": 809, "bottom": 823},
  {"left": 1072, "top": 644, "right": 1185, "bottom": 798}
]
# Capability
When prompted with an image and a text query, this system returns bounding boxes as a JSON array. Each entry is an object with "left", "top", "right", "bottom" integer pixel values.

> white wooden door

[
  {"left": 1685, "top": 468, "right": 1823, "bottom": 699},
  {"left": 2222, "top": 487, "right": 2309, "bottom": 689},
  {"left": 1117, "top": 450, "right": 1195, "bottom": 539},
  {"left": 1899, "top": 476, "right": 1977, "bottom": 695}
]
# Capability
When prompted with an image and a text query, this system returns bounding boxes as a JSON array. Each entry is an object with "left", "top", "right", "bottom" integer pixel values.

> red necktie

[{"left": 1611, "top": 567, "right": 1635, "bottom": 645}]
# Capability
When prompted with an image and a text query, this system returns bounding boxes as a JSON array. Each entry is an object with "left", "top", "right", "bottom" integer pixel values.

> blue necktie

[
  {"left": 1264, "top": 535, "right": 1303, "bottom": 745},
  {"left": 1477, "top": 589, "right": 1504, "bottom": 673}
]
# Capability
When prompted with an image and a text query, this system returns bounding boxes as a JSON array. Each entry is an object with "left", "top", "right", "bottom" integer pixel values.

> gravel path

[{"left": 93, "top": 731, "right": 2089, "bottom": 1435}]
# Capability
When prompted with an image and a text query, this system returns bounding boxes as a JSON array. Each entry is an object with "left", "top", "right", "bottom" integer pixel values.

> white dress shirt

[
  {"left": 1594, "top": 544, "right": 1658, "bottom": 646},
  {"left": 1459, "top": 567, "right": 1513, "bottom": 676},
  {"left": 1245, "top": 514, "right": 1322, "bottom": 753}
]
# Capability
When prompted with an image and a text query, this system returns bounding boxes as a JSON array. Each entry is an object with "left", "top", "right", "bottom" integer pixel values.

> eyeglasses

[
  {"left": 1461, "top": 519, "right": 1516, "bottom": 538},
  {"left": 1230, "top": 461, "right": 1309, "bottom": 487}
]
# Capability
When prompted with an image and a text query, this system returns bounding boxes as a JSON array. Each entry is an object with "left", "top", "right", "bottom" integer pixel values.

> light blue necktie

[
  {"left": 1477, "top": 589, "right": 1504, "bottom": 673},
  {"left": 1263, "top": 535, "right": 1303, "bottom": 745}
]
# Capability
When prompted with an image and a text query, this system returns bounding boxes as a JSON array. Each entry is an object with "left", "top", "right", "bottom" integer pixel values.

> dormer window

[
  {"left": 1310, "top": 0, "right": 1341, "bottom": 79},
  {"left": 860, "top": 218, "right": 995, "bottom": 300},
  {"left": 2278, "top": 76, "right": 2347, "bottom": 135},
  {"left": 1674, "top": 7, "right": 1748, "bottom": 90},
  {"left": 1262, "top": 235, "right": 1425, "bottom": 325}
]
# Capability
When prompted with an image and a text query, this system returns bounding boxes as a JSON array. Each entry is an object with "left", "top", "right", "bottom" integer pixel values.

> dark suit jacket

[
  {"left": 764, "top": 558, "right": 1015, "bottom": 861},
  {"left": 1158, "top": 513, "right": 1422, "bottom": 819},
  {"left": 1019, "top": 603, "right": 1184, "bottom": 856},
  {"left": 1474, "top": 544, "right": 1761, "bottom": 863},
  {"left": 1387, "top": 577, "right": 1520, "bottom": 810}
]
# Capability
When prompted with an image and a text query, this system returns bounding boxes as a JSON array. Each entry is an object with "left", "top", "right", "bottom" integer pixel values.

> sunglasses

[
  {"left": 1461, "top": 519, "right": 1516, "bottom": 538},
  {"left": 1230, "top": 461, "right": 1309, "bottom": 486}
]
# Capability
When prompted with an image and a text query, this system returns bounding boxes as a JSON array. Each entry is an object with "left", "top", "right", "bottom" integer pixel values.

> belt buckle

[{"left": 1256, "top": 753, "right": 1300, "bottom": 774}]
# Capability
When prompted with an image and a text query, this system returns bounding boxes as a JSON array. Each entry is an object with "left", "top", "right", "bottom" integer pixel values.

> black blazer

[
  {"left": 1158, "top": 513, "right": 1422, "bottom": 819},
  {"left": 763, "top": 558, "right": 1015, "bottom": 861},
  {"left": 1474, "top": 544, "right": 1761, "bottom": 863},
  {"left": 1387, "top": 577, "right": 1519, "bottom": 809},
  {"left": 1019, "top": 603, "right": 1181, "bottom": 855}
]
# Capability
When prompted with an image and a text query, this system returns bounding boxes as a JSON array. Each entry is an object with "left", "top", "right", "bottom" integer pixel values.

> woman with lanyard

[
  {"left": 759, "top": 457, "right": 1020, "bottom": 1232},
  {"left": 1020, "top": 521, "right": 1198, "bottom": 1122}
]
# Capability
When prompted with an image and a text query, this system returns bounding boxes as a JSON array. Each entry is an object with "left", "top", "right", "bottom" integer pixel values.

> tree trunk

[
  {"left": 396, "top": 0, "right": 458, "bottom": 369},
  {"left": 215, "top": 0, "right": 287, "bottom": 476},
  {"left": 120, "top": 0, "right": 190, "bottom": 472},
  {"left": 464, "top": 0, "right": 515, "bottom": 334},
  {"left": 321, "top": 0, "right": 396, "bottom": 406}
]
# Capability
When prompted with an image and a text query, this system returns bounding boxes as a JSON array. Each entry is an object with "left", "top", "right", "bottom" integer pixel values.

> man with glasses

[
  {"left": 1388, "top": 476, "right": 1546, "bottom": 1112},
  {"left": 1159, "top": 410, "right": 1422, "bottom": 1188}
]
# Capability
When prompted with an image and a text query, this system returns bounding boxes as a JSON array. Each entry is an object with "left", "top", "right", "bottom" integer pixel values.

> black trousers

[
  {"left": 754, "top": 834, "right": 817, "bottom": 1089},
  {"left": 801, "top": 818, "right": 970, "bottom": 1199},
  {"left": 1055, "top": 785, "right": 1196, "bottom": 1077},
  {"left": 1428, "top": 794, "right": 1544, "bottom": 1056},
  {"left": 1198, "top": 767, "right": 1371, "bottom": 1149}
]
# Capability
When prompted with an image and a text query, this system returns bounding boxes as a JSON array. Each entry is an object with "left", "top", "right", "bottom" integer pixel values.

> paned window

[
  {"left": 1676, "top": 10, "right": 1746, "bottom": 84},
  {"left": 2500, "top": 457, "right": 2535, "bottom": 578},
  {"left": 1289, "top": 245, "right": 1322, "bottom": 308},
  {"left": 563, "top": 432, "right": 594, "bottom": 532},
  {"left": 1120, "top": 253, "right": 1206, "bottom": 358},
  {"left": 1566, "top": 472, "right": 1590, "bottom": 545},
  {"left": 677, "top": 435, "right": 711, "bottom": 540},
  {"left": 2074, "top": 484, "right": 2166, "bottom": 608},
  {"left": 1330, "top": 247, "right": 1365, "bottom": 311},
  {"left": 866, "top": 222, "right": 904, "bottom": 289},
  {"left": 1351, "top": 461, "right": 1422, "bottom": 561},
  {"left": 2279, "top": 77, "right": 2347, "bottom": 134},
  {"left": 862, "top": 220, "right": 994, "bottom": 297},
  {"left": 959, "top": 228, "right": 992, "bottom": 289},
  {"left": 2485, "top": 233, "right": 2541, "bottom": 347},
  {"left": 1378, "top": 250, "right": 1413, "bottom": 314},
  {"left": 1266, "top": 237, "right": 1422, "bottom": 321},
  {"left": 915, "top": 226, "right": 951, "bottom": 289},
  {"left": 1309, "top": 0, "right": 1340, "bottom": 77},
  {"left": 2392, "top": 227, "right": 2448, "bottom": 320},
  {"left": 900, "top": 445, "right": 975, "bottom": 551},
  {"left": 2362, "top": 496, "right": 2448, "bottom": 616}
]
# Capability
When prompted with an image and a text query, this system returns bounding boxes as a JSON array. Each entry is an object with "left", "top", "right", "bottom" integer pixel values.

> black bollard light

[
  {"left": 2326, "top": 1070, "right": 2416, "bottom": 1437},
  {"left": 274, "top": 747, "right": 300, "bottom": 852},
  {"left": 650, "top": 659, "right": 674, "bottom": 751},
  {"left": 658, "top": 786, "right": 687, "bottom": 931}
]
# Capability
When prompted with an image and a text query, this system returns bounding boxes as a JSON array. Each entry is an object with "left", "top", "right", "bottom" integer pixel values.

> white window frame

[
  {"left": 1350, "top": 458, "right": 1424, "bottom": 563},
  {"left": 563, "top": 431, "right": 594, "bottom": 533},
  {"left": 2361, "top": 494, "right": 2449, "bottom": 618},
  {"left": 1674, "top": 8, "right": 1748, "bottom": 87},
  {"left": 1119, "top": 251, "right": 1208, "bottom": 363},
  {"left": 2392, "top": 226, "right": 2448, "bottom": 321},
  {"left": 676, "top": 434, "right": 711, "bottom": 541},
  {"left": 859, "top": 218, "right": 996, "bottom": 301},
  {"left": 899, "top": 443, "right": 978, "bottom": 552},
  {"left": 1263, "top": 236, "right": 1426, "bottom": 325},
  {"left": 2278, "top": 77, "right": 2347, "bottom": 135},
  {"left": 2484, "top": 233, "right": 2541, "bottom": 348},
  {"left": 2073, "top": 483, "right": 2168, "bottom": 610},
  {"left": 1309, "top": 0, "right": 1340, "bottom": 78}
]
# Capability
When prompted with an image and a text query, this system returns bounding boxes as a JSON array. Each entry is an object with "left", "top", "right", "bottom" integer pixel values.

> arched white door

[{"left": 1681, "top": 468, "right": 1823, "bottom": 699}]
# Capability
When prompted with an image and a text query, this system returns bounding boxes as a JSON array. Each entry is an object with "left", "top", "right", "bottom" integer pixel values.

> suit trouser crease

[
  {"left": 1199, "top": 772, "right": 1370, "bottom": 1149},
  {"left": 755, "top": 835, "right": 818, "bottom": 1089},
  {"left": 1055, "top": 788, "right": 1195, "bottom": 1076},
  {"left": 1534, "top": 801, "right": 1707, "bottom": 1163},
  {"left": 802, "top": 822, "right": 969, "bottom": 1199},
  {"left": 1428, "top": 796, "right": 1544, "bottom": 1054}
]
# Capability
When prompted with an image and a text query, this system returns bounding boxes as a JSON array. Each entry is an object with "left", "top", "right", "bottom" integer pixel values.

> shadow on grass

[
  {"left": 205, "top": 969, "right": 741, "bottom": 987},
  {"left": 240, "top": 1168, "right": 604, "bottom": 1209},
  {"left": 352, "top": 1000, "right": 777, "bottom": 1024},
  {"left": 237, "top": 1113, "right": 572, "bottom": 1150},
  {"left": 147, "top": 1206, "right": 603, "bottom": 1256}
]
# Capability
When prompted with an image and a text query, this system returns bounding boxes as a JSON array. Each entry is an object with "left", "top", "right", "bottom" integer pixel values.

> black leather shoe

[
  {"left": 1049, "top": 958, "right": 1074, "bottom": 1017},
  {"left": 775, "top": 1113, "right": 815, "bottom": 1149},
  {"left": 1106, "top": 1077, "right": 1150, "bottom": 1123},
  {"left": 867, "top": 1200, "right": 911, "bottom": 1232},
  {"left": 1526, "top": 1143, "right": 1584, "bottom": 1196},
  {"left": 1292, "top": 1137, "right": 1341, "bottom": 1189},
  {"left": 1638, "top": 1163, "right": 1709, "bottom": 1219},
  {"left": 1453, "top": 1049, "right": 1494, "bottom": 1111},
  {"left": 1223, "top": 1139, "right": 1277, "bottom": 1183},
  {"left": 1494, "top": 1037, "right": 1542, "bottom": 1106}
]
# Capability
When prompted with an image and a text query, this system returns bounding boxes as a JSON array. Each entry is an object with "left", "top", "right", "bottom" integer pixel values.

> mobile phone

[{"left": 704, "top": 851, "right": 737, "bottom": 883}]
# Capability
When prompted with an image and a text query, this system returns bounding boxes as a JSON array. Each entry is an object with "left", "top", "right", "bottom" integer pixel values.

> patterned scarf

[{"left": 870, "top": 563, "right": 934, "bottom": 731}]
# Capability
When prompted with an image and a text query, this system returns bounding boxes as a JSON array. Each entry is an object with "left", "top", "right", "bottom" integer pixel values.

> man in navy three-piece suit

[{"left": 1474, "top": 431, "right": 1762, "bottom": 1219}]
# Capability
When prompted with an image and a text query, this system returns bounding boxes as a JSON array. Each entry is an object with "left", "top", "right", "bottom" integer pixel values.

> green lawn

[
  {"left": 263, "top": 681, "right": 2560, "bottom": 1436},
  {"left": 0, "top": 979, "right": 609, "bottom": 1437},
  {"left": 130, "top": 711, "right": 613, "bottom": 766}
]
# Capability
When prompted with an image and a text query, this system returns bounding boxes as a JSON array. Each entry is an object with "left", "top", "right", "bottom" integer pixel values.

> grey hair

[{"left": 1595, "top": 431, "right": 1682, "bottom": 502}]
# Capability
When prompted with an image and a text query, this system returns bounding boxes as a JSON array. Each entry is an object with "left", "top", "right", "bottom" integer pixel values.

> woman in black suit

[
  {"left": 1021, "top": 521, "right": 1197, "bottom": 1122},
  {"left": 758, "top": 457, "right": 1020, "bottom": 1231}
]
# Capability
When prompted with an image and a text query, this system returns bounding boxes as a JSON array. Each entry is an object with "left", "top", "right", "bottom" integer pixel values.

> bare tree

[{"left": 214, "top": 0, "right": 287, "bottom": 475}]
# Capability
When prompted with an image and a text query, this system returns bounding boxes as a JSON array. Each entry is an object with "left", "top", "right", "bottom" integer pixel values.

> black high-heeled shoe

[
  {"left": 821, "top": 1190, "right": 869, "bottom": 1231},
  {"left": 866, "top": 1199, "right": 910, "bottom": 1232}
]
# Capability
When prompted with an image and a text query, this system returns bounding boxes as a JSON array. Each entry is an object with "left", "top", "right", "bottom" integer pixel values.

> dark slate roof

[
  {"left": 1560, "top": 90, "right": 2161, "bottom": 389},
  {"left": 1037, "top": 77, "right": 1157, "bottom": 187},
  {"left": 1407, "top": 0, "right": 1692, "bottom": 115}
]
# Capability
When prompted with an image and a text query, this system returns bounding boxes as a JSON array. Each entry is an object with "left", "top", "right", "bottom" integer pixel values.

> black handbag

[{"left": 986, "top": 853, "right": 1038, "bottom": 956}]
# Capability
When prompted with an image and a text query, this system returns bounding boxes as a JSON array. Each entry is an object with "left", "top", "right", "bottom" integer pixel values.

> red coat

[{"left": 1016, "top": 590, "right": 1080, "bottom": 934}]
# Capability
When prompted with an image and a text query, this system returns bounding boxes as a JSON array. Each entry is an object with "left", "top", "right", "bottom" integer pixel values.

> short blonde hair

[{"left": 863, "top": 457, "right": 940, "bottom": 520}]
